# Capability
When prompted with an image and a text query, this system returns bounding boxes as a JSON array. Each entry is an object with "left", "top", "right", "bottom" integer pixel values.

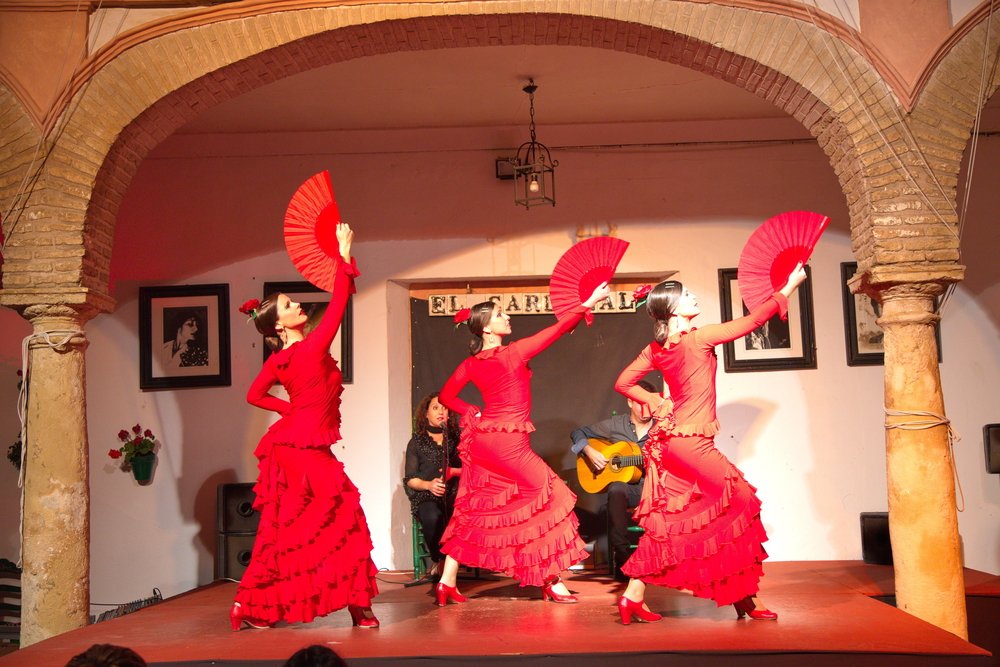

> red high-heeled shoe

[
  {"left": 229, "top": 602, "right": 270, "bottom": 631},
  {"left": 541, "top": 578, "right": 578, "bottom": 604},
  {"left": 617, "top": 595, "right": 662, "bottom": 625},
  {"left": 434, "top": 582, "right": 468, "bottom": 606},
  {"left": 348, "top": 605, "right": 380, "bottom": 628},
  {"left": 733, "top": 596, "right": 778, "bottom": 620}
]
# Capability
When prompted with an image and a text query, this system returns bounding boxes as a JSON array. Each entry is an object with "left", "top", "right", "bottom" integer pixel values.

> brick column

[
  {"left": 879, "top": 284, "right": 967, "bottom": 639},
  {"left": 18, "top": 304, "right": 94, "bottom": 646}
]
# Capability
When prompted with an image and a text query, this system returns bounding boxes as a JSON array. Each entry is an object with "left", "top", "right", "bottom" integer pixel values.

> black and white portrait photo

[
  {"left": 161, "top": 307, "right": 209, "bottom": 369},
  {"left": 139, "top": 284, "right": 231, "bottom": 389},
  {"left": 718, "top": 267, "right": 816, "bottom": 372}
]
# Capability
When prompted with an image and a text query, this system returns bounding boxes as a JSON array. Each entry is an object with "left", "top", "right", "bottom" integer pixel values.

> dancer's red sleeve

[
  {"left": 701, "top": 294, "right": 787, "bottom": 347},
  {"left": 512, "top": 306, "right": 589, "bottom": 361},
  {"left": 309, "top": 258, "right": 360, "bottom": 353},
  {"left": 246, "top": 361, "right": 291, "bottom": 415}
]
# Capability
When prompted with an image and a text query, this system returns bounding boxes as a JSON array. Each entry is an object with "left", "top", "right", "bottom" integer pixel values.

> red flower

[
  {"left": 132, "top": 424, "right": 142, "bottom": 434},
  {"left": 632, "top": 284, "right": 652, "bottom": 306},
  {"left": 239, "top": 298, "right": 261, "bottom": 317},
  {"left": 453, "top": 308, "right": 471, "bottom": 325},
  {"left": 117, "top": 429, "right": 129, "bottom": 440},
  {"left": 144, "top": 429, "right": 153, "bottom": 438},
  {"left": 108, "top": 449, "right": 122, "bottom": 459}
]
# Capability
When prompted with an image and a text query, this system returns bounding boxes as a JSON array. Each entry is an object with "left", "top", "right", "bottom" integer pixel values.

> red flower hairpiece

[
  {"left": 632, "top": 284, "right": 652, "bottom": 308},
  {"left": 239, "top": 298, "right": 262, "bottom": 320},
  {"left": 453, "top": 308, "right": 472, "bottom": 329}
]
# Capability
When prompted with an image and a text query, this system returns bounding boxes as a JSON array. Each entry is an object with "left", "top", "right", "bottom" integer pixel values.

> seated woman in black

[{"left": 403, "top": 392, "right": 462, "bottom": 577}]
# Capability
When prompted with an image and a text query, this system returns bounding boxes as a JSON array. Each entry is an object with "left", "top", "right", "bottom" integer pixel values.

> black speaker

[
  {"left": 216, "top": 483, "right": 259, "bottom": 581},
  {"left": 215, "top": 533, "right": 257, "bottom": 580},
  {"left": 860, "top": 512, "right": 893, "bottom": 565},
  {"left": 984, "top": 424, "right": 1000, "bottom": 474},
  {"left": 217, "top": 483, "right": 260, "bottom": 533}
]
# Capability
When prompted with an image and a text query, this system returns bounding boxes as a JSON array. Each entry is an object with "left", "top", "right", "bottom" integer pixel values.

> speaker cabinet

[
  {"left": 215, "top": 533, "right": 257, "bottom": 580},
  {"left": 216, "top": 483, "right": 259, "bottom": 581},
  {"left": 984, "top": 424, "right": 1000, "bottom": 474},
  {"left": 217, "top": 483, "right": 260, "bottom": 533},
  {"left": 860, "top": 512, "right": 893, "bottom": 565}
]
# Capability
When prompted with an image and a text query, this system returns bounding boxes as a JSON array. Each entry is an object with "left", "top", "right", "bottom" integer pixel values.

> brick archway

[{"left": 0, "top": 0, "right": 949, "bottom": 307}]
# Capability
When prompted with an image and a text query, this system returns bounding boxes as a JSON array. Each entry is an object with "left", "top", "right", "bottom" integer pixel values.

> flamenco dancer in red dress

[
  {"left": 612, "top": 263, "right": 807, "bottom": 625},
  {"left": 230, "top": 223, "right": 379, "bottom": 630},
  {"left": 434, "top": 281, "right": 612, "bottom": 605}
]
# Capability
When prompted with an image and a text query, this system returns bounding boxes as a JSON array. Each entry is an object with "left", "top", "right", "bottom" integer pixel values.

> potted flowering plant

[{"left": 109, "top": 424, "right": 159, "bottom": 484}]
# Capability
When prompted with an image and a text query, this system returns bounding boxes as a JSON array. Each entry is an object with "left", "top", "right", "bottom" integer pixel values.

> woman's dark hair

[
  {"left": 466, "top": 300, "right": 497, "bottom": 355},
  {"left": 413, "top": 392, "right": 442, "bottom": 435},
  {"left": 646, "top": 280, "right": 684, "bottom": 345},
  {"left": 164, "top": 308, "right": 205, "bottom": 346},
  {"left": 253, "top": 292, "right": 283, "bottom": 351},
  {"left": 169, "top": 310, "right": 202, "bottom": 336}
]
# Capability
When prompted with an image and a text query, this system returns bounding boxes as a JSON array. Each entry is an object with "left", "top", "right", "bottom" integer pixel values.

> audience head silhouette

[
  {"left": 283, "top": 644, "right": 348, "bottom": 667},
  {"left": 65, "top": 644, "right": 147, "bottom": 667}
]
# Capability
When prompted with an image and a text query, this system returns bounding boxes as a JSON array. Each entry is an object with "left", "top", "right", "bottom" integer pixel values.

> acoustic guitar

[{"left": 576, "top": 438, "right": 643, "bottom": 494}]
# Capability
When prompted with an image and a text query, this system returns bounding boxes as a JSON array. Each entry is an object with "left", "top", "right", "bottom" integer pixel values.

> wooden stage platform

[{"left": 2, "top": 561, "right": 997, "bottom": 666}]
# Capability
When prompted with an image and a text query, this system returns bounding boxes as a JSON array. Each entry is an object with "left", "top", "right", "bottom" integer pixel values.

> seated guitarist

[{"left": 570, "top": 379, "right": 658, "bottom": 581}]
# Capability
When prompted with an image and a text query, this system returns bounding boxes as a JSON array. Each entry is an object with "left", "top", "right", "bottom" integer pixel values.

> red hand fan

[
  {"left": 737, "top": 210, "right": 829, "bottom": 312},
  {"left": 283, "top": 170, "right": 342, "bottom": 292},
  {"left": 549, "top": 237, "right": 630, "bottom": 324}
]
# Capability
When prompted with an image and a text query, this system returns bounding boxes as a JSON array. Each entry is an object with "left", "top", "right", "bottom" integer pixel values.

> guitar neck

[{"left": 614, "top": 455, "right": 644, "bottom": 467}]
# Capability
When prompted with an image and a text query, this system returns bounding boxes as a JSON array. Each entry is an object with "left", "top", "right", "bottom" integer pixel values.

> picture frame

[
  {"left": 139, "top": 284, "right": 231, "bottom": 390},
  {"left": 261, "top": 280, "right": 353, "bottom": 384},
  {"left": 718, "top": 266, "right": 816, "bottom": 372},
  {"left": 840, "top": 262, "right": 942, "bottom": 366}
]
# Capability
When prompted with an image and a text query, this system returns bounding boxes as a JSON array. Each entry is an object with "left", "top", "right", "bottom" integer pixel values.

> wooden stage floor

[{"left": 2, "top": 561, "right": 997, "bottom": 666}]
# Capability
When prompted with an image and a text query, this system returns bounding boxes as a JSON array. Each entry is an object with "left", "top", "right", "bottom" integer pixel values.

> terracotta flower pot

[{"left": 130, "top": 452, "right": 156, "bottom": 485}]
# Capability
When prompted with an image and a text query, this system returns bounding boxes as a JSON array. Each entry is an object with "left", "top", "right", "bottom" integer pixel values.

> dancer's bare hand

[
  {"left": 583, "top": 281, "right": 612, "bottom": 309},
  {"left": 337, "top": 222, "right": 353, "bottom": 262},
  {"left": 780, "top": 262, "right": 807, "bottom": 298}
]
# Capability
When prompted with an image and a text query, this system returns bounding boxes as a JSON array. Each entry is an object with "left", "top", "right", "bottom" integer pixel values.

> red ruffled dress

[
  {"left": 438, "top": 306, "right": 591, "bottom": 587},
  {"left": 614, "top": 294, "right": 788, "bottom": 605},
  {"left": 234, "top": 258, "right": 378, "bottom": 624}
]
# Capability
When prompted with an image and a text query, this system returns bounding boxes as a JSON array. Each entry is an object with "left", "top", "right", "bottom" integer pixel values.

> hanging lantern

[{"left": 512, "top": 80, "right": 558, "bottom": 208}]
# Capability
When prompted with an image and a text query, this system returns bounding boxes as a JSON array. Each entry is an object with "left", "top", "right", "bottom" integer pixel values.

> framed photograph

[
  {"left": 139, "top": 284, "right": 231, "bottom": 390},
  {"left": 718, "top": 267, "right": 816, "bottom": 372},
  {"left": 261, "top": 281, "right": 353, "bottom": 383},
  {"left": 840, "top": 262, "right": 942, "bottom": 366}
]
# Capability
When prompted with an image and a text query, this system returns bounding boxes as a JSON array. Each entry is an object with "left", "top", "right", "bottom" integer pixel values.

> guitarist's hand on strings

[{"left": 582, "top": 444, "right": 609, "bottom": 472}]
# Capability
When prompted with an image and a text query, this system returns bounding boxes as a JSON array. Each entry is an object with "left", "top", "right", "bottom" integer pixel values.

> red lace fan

[
  {"left": 737, "top": 210, "right": 829, "bottom": 312},
  {"left": 283, "top": 170, "right": 342, "bottom": 292},
  {"left": 549, "top": 237, "right": 630, "bottom": 324}
]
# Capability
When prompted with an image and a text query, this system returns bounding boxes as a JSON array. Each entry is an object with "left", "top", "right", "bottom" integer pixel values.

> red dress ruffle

[
  {"left": 621, "top": 427, "right": 768, "bottom": 605},
  {"left": 439, "top": 309, "right": 591, "bottom": 586},
  {"left": 235, "top": 259, "right": 378, "bottom": 624}
]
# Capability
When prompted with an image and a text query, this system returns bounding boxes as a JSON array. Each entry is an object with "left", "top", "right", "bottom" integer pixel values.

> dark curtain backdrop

[{"left": 409, "top": 297, "right": 661, "bottom": 564}]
